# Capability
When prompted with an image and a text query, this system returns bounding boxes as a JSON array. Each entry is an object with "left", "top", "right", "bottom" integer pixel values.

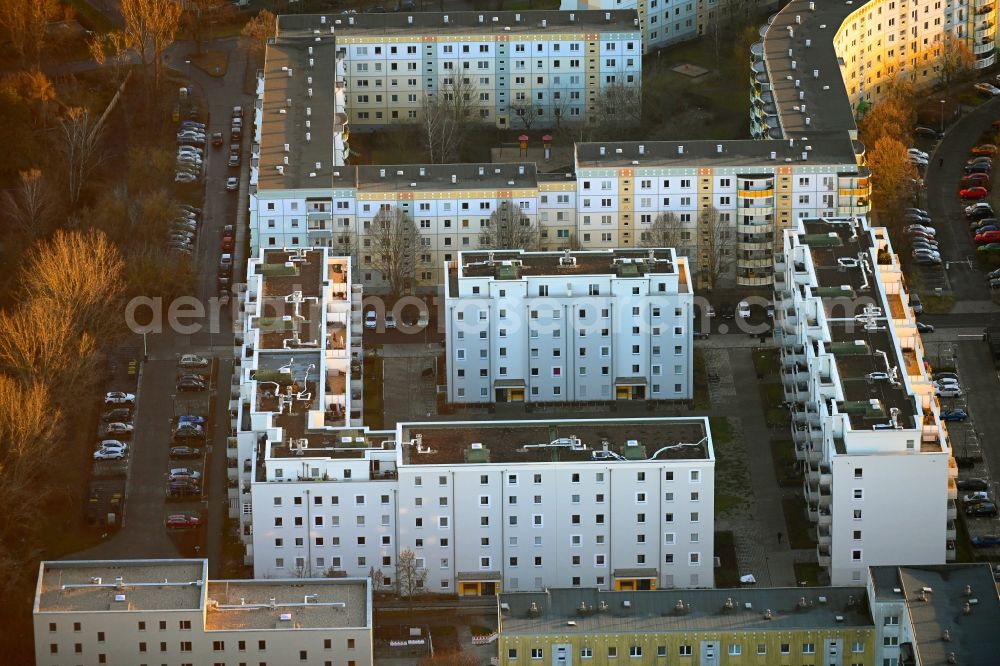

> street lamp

[{"left": 940, "top": 99, "right": 946, "bottom": 134}]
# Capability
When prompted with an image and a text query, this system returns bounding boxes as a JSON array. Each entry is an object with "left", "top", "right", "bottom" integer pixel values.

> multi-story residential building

[
  {"left": 269, "top": 11, "right": 641, "bottom": 131},
  {"left": 240, "top": 409, "right": 716, "bottom": 592},
  {"left": 249, "top": 138, "right": 868, "bottom": 291},
  {"left": 752, "top": 0, "right": 998, "bottom": 141},
  {"left": 774, "top": 217, "right": 953, "bottom": 585},
  {"left": 230, "top": 248, "right": 364, "bottom": 540},
  {"left": 497, "top": 564, "right": 1000, "bottom": 666},
  {"left": 32, "top": 559, "right": 373, "bottom": 666},
  {"left": 443, "top": 248, "right": 693, "bottom": 404}
]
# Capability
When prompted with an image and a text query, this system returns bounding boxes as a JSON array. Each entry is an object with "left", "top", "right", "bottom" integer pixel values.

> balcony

[
  {"left": 948, "top": 500, "right": 957, "bottom": 521},
  {"left": 948, "top": 478, "right": 957, "bottom": 500},
  {"left": 946, "top": 520, "right": 957, "bottom": 541},
  {"left": 975, "top": 51, "right": 998, "bottom": 68},
  {"left": 817, "top": 524, "right": 831, "bottom": 545},
  {"left": 817, "top": 509, "right": 832, "bottom": 526},
  {"left": 817, "top": 544, "right": 831, "bottom": 567}
]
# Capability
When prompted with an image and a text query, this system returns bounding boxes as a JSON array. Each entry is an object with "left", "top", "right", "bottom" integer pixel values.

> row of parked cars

[
  {"left": 94, "top": 392, "right": 136, "bottom": 461},
  {"left": 175, "top": 120, "right": 208, "bottom": 184},
  {"left": 166, "top": 353, "right": 210, "bottom": 529},
  {"left": 903, "top": 207, "right": 943, "bottom": 265},
  {"left": 169, "top": 203, "right": 201, "bottom": 257},
  {"left": 177, "top": 354, "right": 210, "bottom": 392}
]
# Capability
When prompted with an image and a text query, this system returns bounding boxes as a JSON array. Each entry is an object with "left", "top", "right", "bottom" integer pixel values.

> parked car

[
  {"left": 179, "top": 354, "right": 209, "bottom": 369},
  {"left": 228, "top": 152, "right": 240, "bottom": 167},
  {"left": 165, "top": 514, "right": 200, "bottom": 529},
  {"left": 914, "top": 255, "right": 942, "bottom": 266},
  {"left": 364, "top": 310, "right": 377, "bottom": 329},
  {"left": 221, "top": 236, "right": 234, "bottom": 251},
  {"left": 169, "top": 468, "right": 202, "bottom": 481},
  {"left": 935, "top": 384, "right": 963, "bottom": 398},
  {"left": 177, "top": 414, "right": 206, "bottom": 426},
  {"left": 941, "top": 409, "right": 968, "bottom": 421},
  {"left": 385, "top": 313, "right": 397, "bottom": 329},
  {"left": 958, "top": 478, "right": 990, "bottom": 491},
  {"left": 933, "top": 372, "right": 959, "bottom": 382},
  {"left": 914, "top": 127, "right": 942, "bottom": 139},
  {"left": 961, "top": 175, "right": 991, "bottom": 189},
  {"left": 102, "top": 407, "right": 131, "bottom": 422},
  {"left": 178, "top": 204, "right": 201, "bottom": 215},
  {"left": 905, "top": 224, "right": 935, "bottom": 235},
  {"left": 222, "top": 224, "right": 234, "bottom": 239},
  {"left": 232, "top": 105, "right": 243, "bottom": 118},
  {"left": 967, "top": 502, "right": 999, "bottom": 517},
  {"left": 226, "top": 176, "right": 239, "bottom": 191},
  {"left": 978, "top": 242, "right": 1000, "bottom": 253},
  {"left": 971, "top": 535, "right": 1000, "bottom": 547},
  {"left": 174, "top": 429, "right": 206, "bottom": 444},
  {"left": 916, "top": 322, "right": 935, "bottom": 333},
  {"left": 908, "top": 148, "right": 930, "bottom": 160},
  {"left": 212, "top": 131, "right": 224, "bottom": 147},
  {"left": 964, "top": 491, "right": 990, "bottom": 503},
  {"left": 975, "top": 82, "right": 1000, "bottom": 96},
  {"left": 168, "top": 481, "right": 200, "bottom": 497},
  {"left": 177, "top": 379, "right": 206, "bottom": 392},
  {"left": 965, "top": 164, "right": 992, "bottom": 175},
  {"left": 105, "top": 391, "right": 135, "bottom": 405},
  {"left": 903, "top": 207, "right": 929, "bottom": 217},
  {"left": 103, "top": 422, "right": 134, "bottom": 438},
  {"left": 170, "top": 446, "right": 201, "bottom": 459},
  {"left": 976, "top": 231, "right": 1000, "bottom": 244},
  {"left": 961, "top": 186, "right": 989, "bottom": 200},
  {"left": 737, "top": 301, "right": 751, "bottom": 318},
  {"left": 966, "top": 203, "right": 995, "bottom": 218},
  {"left": 987, "top": 268, "right": 1000, "bottom": 280},
  {"left": 175, "top": 172, "right": 198, "bottom": 183},
  {"left": 93, "top": 448, "right": 125, "bottom": 461},
  {"left": 97, "top": 439, "right": 128, "bottom": 451}
]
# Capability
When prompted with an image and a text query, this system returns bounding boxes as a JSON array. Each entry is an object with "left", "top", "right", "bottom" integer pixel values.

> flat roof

[
  {"left": 454, "top": 248, "right": 677, "bottom": 294},
  {"left": 348, "top": 163, "right": 538, "bottom": 193},
  {"left": 875, "top": 565, "right": 1000, "bottom": 666},
  {"left": 398, "top": 417, "right": 710, "bottom": 466},
  {"left": 257, "top": 28, "right": 343, "bottom": 191},
  {"left": 205, "top": 579, "right": 368, "bottom": 631},
  {"left": 574, "top": 136, "right": 864, "bottom": 170},
  {"left": 277, "top": 10, "right": 641, "bottom": 37},
  {"left": 793, "top": 218, "right": 917, "bottom": 431},
  {"left": 500, "top": 586, "right": 872, "bottom": 635},
  {"left": 35, "top": 560, "right": 206, "bottom": 613},
  {"left": 761, "top": 0, "right": 860, "bottom": 138}
]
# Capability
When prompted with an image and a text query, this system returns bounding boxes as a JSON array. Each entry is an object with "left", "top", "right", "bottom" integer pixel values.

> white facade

[
  {"left": 33, "top": 560, "right": 372, "bottom": 666},
  {"left": 246, "top": 418, "right": 716, "bottom": 594},
  {"left": 248, "top": 138, "right": 868, "bottom": 291},
  {"left": 775, "top": 218, "right": 952, "bottom": 585},
  {"left": 443, "top": 248, "right": 693, "bottom": 404}
]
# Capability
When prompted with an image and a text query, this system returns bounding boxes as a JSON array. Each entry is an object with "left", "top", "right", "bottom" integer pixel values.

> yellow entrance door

[
  {"left": 460, "top": 582, "right": 480, "bottom": 596},
  {"left": 510, "top": 388, "right": 525, "bottom": 402}
]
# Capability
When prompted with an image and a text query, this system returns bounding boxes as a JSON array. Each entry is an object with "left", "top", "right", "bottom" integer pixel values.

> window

[
  {"left": 853, "top": 488, "right": 864, "bottom": 499},
  {"left": 508, "top": 649, "right": 518, "bottom": 660},
  {"left": 803, "top": 643, "right": 816, "bottom": 654},
  {"left": 884, "top": 615, "right": 899, "bottom": 625},
  {"left": 629, "top": 646, "right": 642, "bottom": 658},
  {"left": 531, "top": 648, "right": 543, "bottom": 659},
  {"left": 728, "top": 644, "right": 741, "bottom": 656},
  {"left": 679, "top": 645, "right": 692, "bottom": 656},
  {"left": 852, "top": 641, "right": 865, "bottom": 653},
  {"left": 608, "top": 646, "right": 618, "bottom": 658},
  {"left": 581, "top": 647, "right": 593, "bottom": 658},
  {"left": 780, "top": 643, "right": 789, "bottom": 655}
]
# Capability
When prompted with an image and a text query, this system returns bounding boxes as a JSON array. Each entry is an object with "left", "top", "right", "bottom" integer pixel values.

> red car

[
  {"left": 165, "top": 514, "right": 200, "bottom": 529},
  {"left": 221, "top": 236, "right": 234, "bottom": 251},
  {"left": 960, "top": 186, "right": 989, "bottom": 200},
  {"left": 972, "top": 144, "right": 998, "bottom": 156},
  {"left": 975, "top": 230, "right": 1000, "bottom": 244}
]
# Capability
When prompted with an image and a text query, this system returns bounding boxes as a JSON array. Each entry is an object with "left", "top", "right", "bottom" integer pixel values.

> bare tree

[
  {"left": 57, "top": 107, "right": 108, "bottom": 210},
  {"left": 697, "top": 206, "right": 734, "bottom": 290},
  {"left": 478, "top": 200, "right": 540, "bottom": 250},
  {"left": 394, "top": 548, "right": 427, "bottom": 599},
  {"left": 240, "top": 9, "right": 277, "bottom": 60},
  {"left": 592, "top": 80, "right": 642, "bottom": 132},
  {"left": 0, "top": 0, "right": 60, "bottom": 66},
  {"left": 509, "top": 101, "right": 537, "bottom": 130},
  {"left": 1, "top": 169, "right": 56, "bottom": 239},
  {"left": 89, "top": 31, "right": 133, "bottom": 86},
  {"left": 183, "top": 0, "right": 229, "bottom": 54},
  {"left": 421, "top": 75, "right": 478, "bottom": 163},
  {"left": 367, "top": 566, "right": 386, "bottom": 591},
  {"left": 641, "top": 212, "right": 690, "bottom": 253},
  {"left": 0, "top": 70, "right": 56, "bottom": 129},
  {"left": 121, "top": 0, "right": 183, "bottom": 92},
  {"left": 369, "top": 207, "right": 418, "bottom": 297},
  {"left": 933, "top": 33, "right": 975, "bottom": 95}
]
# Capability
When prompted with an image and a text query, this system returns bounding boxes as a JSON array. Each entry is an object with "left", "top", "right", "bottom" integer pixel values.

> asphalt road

[
  {"left": 924, "top": 95, "right": 1000, "bottom": 302},
  {"left": 71, "top": 39, "right": 250, "bottom": 574}
]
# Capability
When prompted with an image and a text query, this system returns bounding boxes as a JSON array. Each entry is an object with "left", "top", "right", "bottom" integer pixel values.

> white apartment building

[
  {"left": 245, "top": 417, "right": 716, "bottom": 594},
  {"left": 774, "top": 217, "right": 953, "bottom": 585},
  {"left": 443, "top": 248, "right": 693, "bottom": 404},
  {"left": 267, "top": 11, "right": 642, "bottom": 131},
  {"left": 249, "top": 137, "right": 868, "bottom": 291},
  {"left": 33, "top": 560, "right": 372, "bottom": 666},
  {"left": 752, "top": 0, "right": 999, "bottom": 141},
  {"left": 229, "top": 249, "right": 364, "bottom": 536}
]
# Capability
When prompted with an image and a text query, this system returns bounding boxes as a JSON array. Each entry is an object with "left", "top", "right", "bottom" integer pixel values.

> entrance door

[
  {"left": 552, "top": 644, "right": 572, "bottom": 666},
  {"left": 460, "top": 582, "right": 479, "bottom": 596},
  {"left": 510, "top": 388, "right": 525, "bottom": 402}
]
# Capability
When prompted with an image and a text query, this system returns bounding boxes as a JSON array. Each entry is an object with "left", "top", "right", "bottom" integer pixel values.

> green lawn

[
  {"left": 363, "top": 355, "right": 385, "bottom": 429},
  {"left": 752, "top": 348, "right": 781, "bottom": 377},
  {"left": 709, "top": 416, "right": 732, "bottom": 445},
  {"left": 693, "top": 350, "right": 710, "bottom": 409},
  {"left": 781, "top": 496, "right": 816, "bottom": 549},
  {"left": 770, "top": 439, "right": 800, "bottom": 487},
  {"left": 793, "top": 562, "right": 825, "bottom": 586},
  {"left": 714, "top": 531, "right": 741, "bottom": 588}
]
